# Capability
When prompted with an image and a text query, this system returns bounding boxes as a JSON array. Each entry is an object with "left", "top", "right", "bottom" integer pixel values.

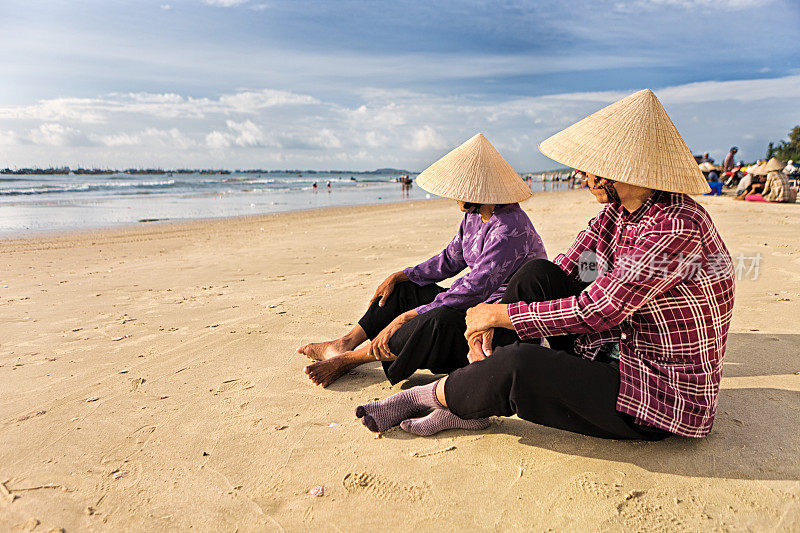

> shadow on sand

[{"left": 332, "top": 332, "right": 800, "bottom": 481}]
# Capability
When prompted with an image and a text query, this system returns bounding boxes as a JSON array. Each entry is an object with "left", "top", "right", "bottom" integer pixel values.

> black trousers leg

[
  {"left": 357, "top": 281, "right": 445, "bottom": 339},
  {"left": 493, "top": 259, "right": 588, "bottom": 352},
  {"left": 382, "top": 306, "right": 470, "bottom": 385},
  {"left": 444, "top": 343, "right": 669, "bottom": 440}
]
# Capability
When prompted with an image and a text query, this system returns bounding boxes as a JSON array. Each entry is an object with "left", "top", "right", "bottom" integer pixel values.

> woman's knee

[
  {"left": 516, "top": 258, "right": 558, "bottom": 279},
  {"left": 485, "top": 342, "right": 549, "bottom": 376},
  {"left": 422, "top": 306, "right": 466, "bottom": 328},
  {"left": 388, "top": 307, "right": 465, "bottom": 355},
  {"left": 504, "top": 259, "right": 561, "bottom": 302},
  {"left": 391, "top": 280, "right": 418, "bottom": 297}
]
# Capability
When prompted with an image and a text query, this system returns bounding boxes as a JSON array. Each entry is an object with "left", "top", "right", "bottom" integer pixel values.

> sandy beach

[{"left": 1, "top": 189, "right": 798, "bottom": 531}]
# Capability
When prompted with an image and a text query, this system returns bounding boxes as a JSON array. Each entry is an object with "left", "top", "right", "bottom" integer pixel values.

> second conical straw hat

[
  {"left": 539, "top": 89, "right": 710, "bottom": 194},
  {"left": 415, "top": 133, "right": 532, "bottom": 204},
  {"left": 763, "top": 157, "right": 785, "bottom": 173}
]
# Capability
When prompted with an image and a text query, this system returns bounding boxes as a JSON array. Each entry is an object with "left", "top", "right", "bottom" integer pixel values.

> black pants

[
  {"left": 358, "top": 281, "right": 471, "bottom": 385},
  {"left": 444, "top": 259, "right": 670, "bottom": 440}
]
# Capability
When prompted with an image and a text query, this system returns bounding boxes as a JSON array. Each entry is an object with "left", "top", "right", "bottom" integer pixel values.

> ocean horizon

[{"left": 0, "top": 171, "right": 571, "bottom": 236}]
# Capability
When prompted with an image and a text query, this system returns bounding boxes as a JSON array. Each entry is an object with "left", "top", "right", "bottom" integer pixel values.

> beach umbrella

[{"left": 538, "top": 89, "right": 710, "bottom": 194}]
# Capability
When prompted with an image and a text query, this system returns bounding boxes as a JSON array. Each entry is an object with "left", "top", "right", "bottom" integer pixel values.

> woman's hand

[
  {"left": 368, "top": 310, "right": 417, "bottom": 360},
  {"left": 465, "top": 303, "right": 512, "bottom": 338},
  {"left": 369, "top": 271, "right": 409, "bottom": 308},
  {"left": 467, "top": 328, "right": 494, "bottom": 363}
]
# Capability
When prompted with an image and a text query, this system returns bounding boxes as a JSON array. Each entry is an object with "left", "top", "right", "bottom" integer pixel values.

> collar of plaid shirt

[{"left": 507, "top": 191, "right": 736, "bottom": 437}]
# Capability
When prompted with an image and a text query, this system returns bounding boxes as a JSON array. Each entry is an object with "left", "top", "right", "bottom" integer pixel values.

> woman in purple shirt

[{"left": 298, "top": 134, "right": 547, "bottom": 387}]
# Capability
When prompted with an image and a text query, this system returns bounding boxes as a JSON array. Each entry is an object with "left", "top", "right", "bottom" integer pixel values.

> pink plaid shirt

[{"left": 507, "top": 192, "right": 735, "bottom": 437}]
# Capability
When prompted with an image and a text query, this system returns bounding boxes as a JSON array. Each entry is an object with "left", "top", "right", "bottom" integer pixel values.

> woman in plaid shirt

[{"left": 356, "top": 90, "right": 736, "bottom": 439}]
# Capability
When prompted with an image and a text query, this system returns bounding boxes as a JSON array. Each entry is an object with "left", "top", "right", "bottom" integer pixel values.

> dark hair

[{"left": 463, "top": 202, "right": 510, "bottom": 211}]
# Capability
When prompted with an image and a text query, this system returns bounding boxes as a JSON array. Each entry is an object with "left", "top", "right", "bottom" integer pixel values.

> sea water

[{"left": 0, "top": 172, "right": 569, "bottom": 236}]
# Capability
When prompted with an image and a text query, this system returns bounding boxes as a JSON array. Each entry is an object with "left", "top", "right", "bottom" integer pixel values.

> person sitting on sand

[
  {"left": 735, "top": 163, "right": 767, "bottom": 200},
  {"left": 355, "top": 90, "right": 735, "bottom": 440},
  {"left": 298, "top": 134, "right": 547, "bottom": 387},
  {"left": 745, "top": 158, "right": 792, "bottom": 203}
]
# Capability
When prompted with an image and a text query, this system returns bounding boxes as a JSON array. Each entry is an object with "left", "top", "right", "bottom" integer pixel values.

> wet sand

[{"left": 1, "top": 190, "right": 798, "bottom": 531}]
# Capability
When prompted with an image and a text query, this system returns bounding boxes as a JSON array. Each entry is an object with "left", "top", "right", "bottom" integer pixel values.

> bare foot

[
  {"left": 304, "top": 353, "right": 361, "bottom": 387},
  {"left": 297, "top": 339, "right": 349, "bottom": 361}
]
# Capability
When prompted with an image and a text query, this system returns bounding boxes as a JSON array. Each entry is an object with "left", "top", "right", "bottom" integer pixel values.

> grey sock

[
  {"left": 400, "top": 408, "right": 491, "bottom": 436},
  {"left": 356, "top": 380, "right": 443, "bottom": 433}
]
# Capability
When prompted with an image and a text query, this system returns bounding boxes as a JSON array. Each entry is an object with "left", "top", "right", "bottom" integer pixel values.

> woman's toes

[{"left": 361, "top": 414, "right": 380, "bottom": 432}]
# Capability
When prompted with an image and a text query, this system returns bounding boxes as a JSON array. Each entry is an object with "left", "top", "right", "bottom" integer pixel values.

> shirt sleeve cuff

[
  {"left": 507, "top": 301, "right": 542, "bottom": 340},
  {"left": 403, "top": 266, "right": 426, "bottom": 286},
  {"left": 415, "top": 302, "right": 437, "bottom": 315}
]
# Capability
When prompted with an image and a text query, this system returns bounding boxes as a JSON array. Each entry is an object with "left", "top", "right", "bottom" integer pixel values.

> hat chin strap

[{"left": 602, "top": 182, "right": 622, "bottom": 205}]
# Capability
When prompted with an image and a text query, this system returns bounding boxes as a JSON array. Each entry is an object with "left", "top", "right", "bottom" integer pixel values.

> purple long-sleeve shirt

[{"left": 403, "top": 203, "right": 547, "bottom": 315}]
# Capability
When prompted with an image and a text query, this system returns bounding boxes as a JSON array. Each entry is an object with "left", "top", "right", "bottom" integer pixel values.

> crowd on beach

[
  {"left": 297, "top": 89, "right": 739, "bottom": 442},
  {"left": 696, "top": 147, "right": 798, "bottom": 203}
]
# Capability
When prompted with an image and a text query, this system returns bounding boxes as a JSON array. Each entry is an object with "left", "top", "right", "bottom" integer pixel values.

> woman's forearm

[
  {"left": 490, "top": 304, "right": 513, "bottom": 329},
  {"left": 465, "top": 303, "right": 512, "bottom": 337}
]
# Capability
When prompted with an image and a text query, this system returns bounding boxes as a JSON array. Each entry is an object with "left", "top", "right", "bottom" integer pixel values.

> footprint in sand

[
  {"left": 130, "top": 377, "right": 145, "bottom": 392},
  {"left": 213, "top": 379, "right": 252, "bottom": 394},
  {"left": 342, "top": 472, "right": 429, "bottom": 502},
  {"left": 570, "top": 471, "right": 626, "bottom": 499}
]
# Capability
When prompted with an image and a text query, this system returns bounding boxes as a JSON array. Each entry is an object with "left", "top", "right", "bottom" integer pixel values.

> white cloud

[
  {"left": 0, "top": 97, "right": 107, "bottom": 124},
  {"left": 205, "top": 130, "right": 232, "bottom": 148},
  {"left": 0, "top": 75, "right": 798, "bottom": 169},
  {"left": 218, "top": 89, "right": 319, "bottom": 113},
  {"left": 95, "top": 132, "right": 142, "bottom": 146},
  {"left": 225, "top": 120, "right": 266, "bottom": 147},
  {"left": 160, "top": 4, "right": 171, "bottom": 10},
  {"left": 93, "top": 128, "right": 196, "bottom": 148},
  {"left": 0, "top": 130, "right": 22, "bottom": 146},
  {"left": 615, "top": 0, "right": 774, "bottom": 11},
  {"left": 408, "top": 126, "right": 447, "bottom": 151},
  {"left": 203, "top": 0, "right": 249, "bottom": 6},
  {"left": 28, "top": 123, "right": 89, "bottom": 146},
  {"left": 0, "top": 89, "right": 319, "bottom": 127}
]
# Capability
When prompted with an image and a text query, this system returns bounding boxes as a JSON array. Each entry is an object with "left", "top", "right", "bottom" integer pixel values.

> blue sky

[{"left": 1, "top": 0, "right": 799, "bottom": 170}]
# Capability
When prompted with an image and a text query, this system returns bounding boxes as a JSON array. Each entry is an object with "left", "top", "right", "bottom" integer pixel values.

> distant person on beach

[
  {"left": 723, "top": 147, "right": 738, "bottom": 173},
  {"left": 735, "top": 162, "right": 766, "bottom": 200},
  {"left": 735, "top": 171, "right": 752, "bottom": 196},
  {"left": 700, "top": 152, "right": 713, "bottom": 163},
  {"left": 312, "top": 181, "right": 318, "bottom": 191},
  {"left": 356, "top": 90, "right": 735, "bottom": 440},
  {"left": 785, "top": 160, "right": 796, "bottom": 175},
  {"left": 298, "top": 134, "right": 546, "bottom": 387},
  {"left": 744, "top": 158, "right": 792, "bottom": 202}
]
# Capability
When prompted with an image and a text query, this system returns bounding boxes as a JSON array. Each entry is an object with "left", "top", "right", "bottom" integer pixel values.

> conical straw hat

[
  {"left": 414, "top": 133, "right": 532, "bottom": 204},
  {"left": 763, "top": 157, "right": 785, "bottom": 172},
  {"left": 538, "top": 89, "right": 710, "bottom": 194},
  {"left": 749, "top": 163, "right": 767, "bottom": 176},
  {"left": 698, "top": 162, "right": 718, "bottom": 173}
]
